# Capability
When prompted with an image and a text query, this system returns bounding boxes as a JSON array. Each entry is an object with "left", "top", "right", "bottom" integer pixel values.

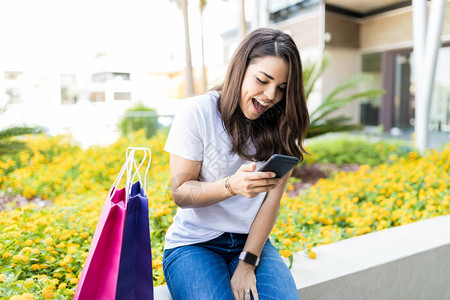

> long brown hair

[{"left": 216, "top": 27, "right": 309, "bottom": 162}]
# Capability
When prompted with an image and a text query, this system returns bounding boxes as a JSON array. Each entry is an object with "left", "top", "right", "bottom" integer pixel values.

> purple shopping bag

[
  {"left": 73, "top": 186, "right": 127, "bottom": 300},
  {"left": 115, "top": 180, "right": 154, "bottom": 300}
]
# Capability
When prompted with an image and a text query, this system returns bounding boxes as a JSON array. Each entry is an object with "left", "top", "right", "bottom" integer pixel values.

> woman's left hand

[{"left": 230, "top": 260, "right": 259, "bottom": 300}]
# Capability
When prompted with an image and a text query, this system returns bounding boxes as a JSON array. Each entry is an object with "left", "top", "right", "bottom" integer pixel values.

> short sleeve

[{"left": 164, "top": 100, "right": 204, "bottom": 161}]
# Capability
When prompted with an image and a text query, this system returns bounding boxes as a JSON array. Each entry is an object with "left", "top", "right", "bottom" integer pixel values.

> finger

[
  {"left": 258, "top": 178, "right": 282, "bottom": 186},
  {"left": 249, "top": 179, "right": 282, "bottom": 189},
  {"left": 251, "top": 171, "right": 277, "bottom": 179},
  {"left": 243, "top": 288, "right": 252, "bottom": 300},
  {"left": 244, "top": 185, "right": 277, "bottom": 198},
  {"left": 244, "top": 292, "right": 251, "bottom": 300},
  {"left": 251, "top": 286, "right": 259, "bottom": 300},
  {"left": 239, "top": 162, "right": 257, "bottom": 172},
  {"left": 232, "top": 288, "right": 240, "bottom": 300}
]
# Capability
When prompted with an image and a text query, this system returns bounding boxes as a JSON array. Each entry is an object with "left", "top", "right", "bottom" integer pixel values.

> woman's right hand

[{"left": 229, "top": 162, "right": 281, "bottom": 198}]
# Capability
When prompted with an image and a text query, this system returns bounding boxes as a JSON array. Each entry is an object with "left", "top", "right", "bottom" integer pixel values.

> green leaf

[{"left": 288, "top": 254, "right": 293, "bottom": 269}]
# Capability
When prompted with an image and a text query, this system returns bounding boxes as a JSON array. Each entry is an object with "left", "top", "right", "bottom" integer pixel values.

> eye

[
  {"left": 256, "top": 78, "right": 267, "bottom": 84},
  {"left": 278, "top": 86, "right": 287, "bottom": 91}
]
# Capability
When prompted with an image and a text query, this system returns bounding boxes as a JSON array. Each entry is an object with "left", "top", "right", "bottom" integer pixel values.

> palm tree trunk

[
  {"left": 238, "top": 0, "right": 247, "bottom": 39},
  {"left": 181, "top": 0, "right": 195, "bottom": 97},
  {"left": 199, "top": 5, "right": 208, "bottom": 92}
]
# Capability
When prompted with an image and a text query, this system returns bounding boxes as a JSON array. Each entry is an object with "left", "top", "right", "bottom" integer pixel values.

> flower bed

[{"left": 0, "top": 131, "right": 448, "bottom": 299}]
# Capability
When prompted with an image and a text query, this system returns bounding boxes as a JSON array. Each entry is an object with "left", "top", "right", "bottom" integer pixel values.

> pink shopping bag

[
  {"left": 73, "top": 186, "right": 126, "bottom": 300},
  {"left": 74, "top": 154, "right": 133, "bottom": 300}
]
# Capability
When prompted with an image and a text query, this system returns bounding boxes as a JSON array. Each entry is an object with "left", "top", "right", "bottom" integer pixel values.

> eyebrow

[{"left": 258, "top": 71, "right": 287, "bottom": 85}]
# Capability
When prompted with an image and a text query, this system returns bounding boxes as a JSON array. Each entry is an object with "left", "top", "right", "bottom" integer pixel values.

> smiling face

[{"left": 239, "top": 56, "right": 289, "bottom": 120}]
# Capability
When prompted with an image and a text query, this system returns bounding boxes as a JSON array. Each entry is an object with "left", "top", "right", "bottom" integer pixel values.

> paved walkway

[
  {"left": 380, "top": 128, "right": 449, "bottom": 150},
  {"left": 355, "top": 126, "right": 449, "bottom": 150}
]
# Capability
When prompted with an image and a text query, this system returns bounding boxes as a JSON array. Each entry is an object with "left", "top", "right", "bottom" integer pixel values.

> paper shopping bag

[
  {"left": 73, "top": 186, "right": 127, "bottom": 300},
  {"left": 115, "top": 180, "right": 154, "bottom": 300},
  {"left": 74, "top": 151, "right": 135, "bottom": 300}
]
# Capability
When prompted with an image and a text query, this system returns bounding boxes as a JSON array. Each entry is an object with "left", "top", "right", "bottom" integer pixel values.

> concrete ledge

[{"left": 154, "top": 215, "right": 450, "bottom": 300}]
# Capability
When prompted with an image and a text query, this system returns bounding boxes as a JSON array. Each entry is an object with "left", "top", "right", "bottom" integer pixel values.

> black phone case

[{"left": 257, "top": 154, "right": 299, "bottom": 178}]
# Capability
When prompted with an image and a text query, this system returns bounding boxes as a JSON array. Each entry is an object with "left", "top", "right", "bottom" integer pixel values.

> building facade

[{"left": 267, "top": 0, "right": 450, "bottom": 133}]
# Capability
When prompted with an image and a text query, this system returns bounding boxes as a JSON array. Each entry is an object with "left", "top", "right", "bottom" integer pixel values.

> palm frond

[
  {"left": 304, "top": 56, "right": 385, "bottom": 139},
  {"left": 0, "top": 125, "right": 44, "bottom": 156},
  {"left": 303, "top": 55, "right": 329, "bottom": 101},
  {"left": 307, "top": 116, "right": 364, "bottom": 138},
  {"left": 0, "top": 140, "right": 27, "bottom": 155},
  {"left": 0, "top": 126, "right": 44, "bottom": 140},
  {"left": 310, "top": 89, "right": 384, "bottom": 123}
]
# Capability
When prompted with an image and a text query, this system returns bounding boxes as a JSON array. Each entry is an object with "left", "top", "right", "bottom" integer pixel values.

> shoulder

[
  {"left": 171, "top": 91, "right": 221, "bottom": 131},
  {"left": 184, "top": 91, "right": 220, "bottom": 114},
  {"left": 173, "top": 91, "right": 220, "bottom": 123}
]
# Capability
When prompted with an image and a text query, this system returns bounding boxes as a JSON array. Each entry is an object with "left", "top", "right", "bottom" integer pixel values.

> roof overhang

[{"left": 325, "top": 0, "right": 413, "bottom": 18}]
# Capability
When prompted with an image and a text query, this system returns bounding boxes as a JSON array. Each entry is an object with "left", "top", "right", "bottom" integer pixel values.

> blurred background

[{"left": 1, "top": 0, "right": 449, "bottom": 148}]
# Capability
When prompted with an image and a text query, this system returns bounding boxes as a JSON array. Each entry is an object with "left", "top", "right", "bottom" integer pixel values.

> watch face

[{"left": 244, "top": 252, "right": 258, "bottom": 265}]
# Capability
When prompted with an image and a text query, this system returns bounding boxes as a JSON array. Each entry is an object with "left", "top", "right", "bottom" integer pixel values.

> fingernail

[{"left": 272, "top": 173, "right": 276, "bottom": 177}]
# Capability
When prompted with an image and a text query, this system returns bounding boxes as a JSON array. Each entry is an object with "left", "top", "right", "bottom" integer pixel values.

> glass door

[{"left": 393, "top": 53, "right": 415, "bottom": 129}]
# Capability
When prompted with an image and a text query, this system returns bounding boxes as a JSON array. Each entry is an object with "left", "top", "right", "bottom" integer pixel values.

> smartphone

[{"left": 257, "top": 154, "right": 299, "bottom": 178}]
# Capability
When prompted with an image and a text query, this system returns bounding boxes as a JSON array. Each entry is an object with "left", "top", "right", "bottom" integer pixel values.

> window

[
  {"left": 114, "top": 92, "right": 131, "bottom": 101},
  {"left": 5, "top": 71, "right": 23, "bottom": 80},
  {"left": 360, "top": 53, "right": 382, "bottom": 126},
  {"left": 269, "top": 0, "right": 320, "bottom": 23}
]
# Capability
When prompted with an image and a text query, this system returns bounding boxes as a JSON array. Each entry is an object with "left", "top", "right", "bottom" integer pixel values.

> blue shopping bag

[{"left": 116, "top": 149, "right": 154, "bottom": 300}]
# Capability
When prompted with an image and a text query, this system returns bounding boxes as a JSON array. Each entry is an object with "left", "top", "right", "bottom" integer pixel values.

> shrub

[
  {"left": 303, "top": 134, "right": 414, "bottom": 166},
  {"left": 118, "top": 103, "right": 160, "bottom": 139}
]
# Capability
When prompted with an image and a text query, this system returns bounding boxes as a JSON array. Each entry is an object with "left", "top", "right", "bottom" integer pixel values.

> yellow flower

[
  {"left": 12, "top": 254, "right": 29, "bottom": 262},
  {"left": 43, "top": 237, "right": 53, "bottom": 245},
  {"left": 0, "top": 273, "right": 6, "bottom": 282},
  {"left": 280, "top": 249, "right": 291, "bottom": 258},
  {"left": 31, "top": 264, "right": 40, "bottom": 270},
  {"left": 70, "top": 278, "right": 79, "bottom": 285},
  {"left": 79, "top": 231, "right": 90, "bottom": 238},
  {"left": 21, "top": 293, "right": 34, "bottom": 300},
  {"left": 2, "top": 252, "right": 12, "bottom": 258},
  {"left": 41, "top": 286, "right": 54, "bottom": 299},
  {"left": 308, "top": 251, "right": 317, "bottom": 259},
  {"left": 58, "top": 282, "right": 67, "bottom": 289},
  {"left": 282, "top": 238, "right": 293, "bottom": 246}
]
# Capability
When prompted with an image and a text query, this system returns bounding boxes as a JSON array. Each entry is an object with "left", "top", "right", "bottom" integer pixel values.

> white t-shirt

[{"left": 163, "top": 91, "right": 267, "bottom": 249}]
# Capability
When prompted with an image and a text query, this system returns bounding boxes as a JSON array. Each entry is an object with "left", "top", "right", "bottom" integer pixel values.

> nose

[{"left": 263, "top": 86, "right": 277, "bottom": 100}]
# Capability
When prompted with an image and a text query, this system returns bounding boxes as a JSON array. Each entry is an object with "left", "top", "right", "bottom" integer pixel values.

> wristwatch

[{"left": 239, "top": 251, "right": 260, "bottom": 267}]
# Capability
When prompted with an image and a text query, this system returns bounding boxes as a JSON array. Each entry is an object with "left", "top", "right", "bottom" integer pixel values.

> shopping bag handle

[
  {"left": 109, "top": 147, "right": 151, "bottom": 199},
  {"left": 126, "top": 147, "right": 151, "bottom": 195},
  {"left": 110, "top": 151, "right": 134, "bottom": 199}
]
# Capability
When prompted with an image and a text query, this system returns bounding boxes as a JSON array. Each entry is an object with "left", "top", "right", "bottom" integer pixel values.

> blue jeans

[{"left": 162, "top": 232, "right": 299, "bottom": 300}]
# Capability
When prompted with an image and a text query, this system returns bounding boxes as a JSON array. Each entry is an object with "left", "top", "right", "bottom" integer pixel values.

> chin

[{"left": 243, "top": 112, "right": 260, "bottom": 120}]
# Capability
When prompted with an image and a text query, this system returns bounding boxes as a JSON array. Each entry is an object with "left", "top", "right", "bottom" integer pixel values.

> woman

[{"left": 162, "top": 27, "right": 309, "bottom": 300}]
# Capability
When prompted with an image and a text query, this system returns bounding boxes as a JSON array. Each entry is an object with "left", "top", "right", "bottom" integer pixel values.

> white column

[
  {"left": 413, "top": 0, "right": 447, "bottom": 152},
  {"left": 258, "top": 0, "right": 269, "bottom": 28}
]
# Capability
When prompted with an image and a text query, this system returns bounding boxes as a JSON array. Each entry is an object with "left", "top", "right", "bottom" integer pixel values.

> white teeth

[{"left": 255, "top": 98, "right": 269, "bottom": 106}]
